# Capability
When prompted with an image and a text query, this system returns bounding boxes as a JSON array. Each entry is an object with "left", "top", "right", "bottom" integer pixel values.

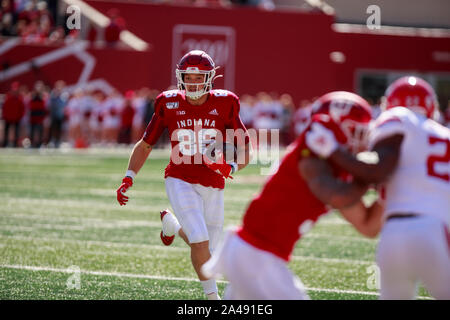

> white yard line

[
  {"left": 0, "top": 214, "right": 367, "bottom": 240},
  {"left": 0, "top": 264, "right": 432, "bottom": 299},
  {"left": 0, "top": 234, "right": 374, "bottom": 265},
  {"left": 0, "top": 234, "right": 188, "bottom": 253}
]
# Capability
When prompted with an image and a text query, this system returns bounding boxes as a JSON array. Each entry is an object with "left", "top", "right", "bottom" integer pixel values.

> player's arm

[
  {"left": 329, "top": 134, "right": 403, "bottom": 184},
  {"left": 127, "top": 139, "right": 153, "bottom": 175},
  {"left": 299, "top": 157, "right": 368, "bottom": 209},
  {"left": 116, "top": 139, "right": 154, "bottom": 206},
  {"left": 116, "top": 101, "right": 165, "bottom": 206},
  {"left": 339, "top": 199, "right": 384, "bottom": 238},
  {"left": 306, "top": 119, "right": 404, "bottom": 184}
]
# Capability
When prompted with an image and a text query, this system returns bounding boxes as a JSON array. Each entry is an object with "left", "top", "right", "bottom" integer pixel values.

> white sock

[
  {"left": 162, "top": 210, "right": 181, "bottom": 236},
  {"left": 201, "top": 279, "right": 219, "bottom": 299},
  {"left": 206, "top": 292, "right": 221, "bottom": 300}
]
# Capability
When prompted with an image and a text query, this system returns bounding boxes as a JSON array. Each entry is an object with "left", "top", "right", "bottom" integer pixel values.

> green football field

[{"left": 0, "top": 148, "right": 432, "bottom": 300}]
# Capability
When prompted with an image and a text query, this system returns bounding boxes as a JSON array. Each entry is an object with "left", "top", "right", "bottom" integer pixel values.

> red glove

[
  {"left": 117, "top": 176, "right": 133, "bottom": 206},
  {"left": 203, "top": 152, "right": 234, "bottom": 179}
]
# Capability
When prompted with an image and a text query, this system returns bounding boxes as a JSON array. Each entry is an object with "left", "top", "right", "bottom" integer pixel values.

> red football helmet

[
  {"left": 311, "top": 91, "right": 372, "bottom": 153},
  {"left": 383, "top": 76, "right": 438, "bottom": 119},
  {"left": 175, "top": 50, "right": 219, "bottom": 100}
]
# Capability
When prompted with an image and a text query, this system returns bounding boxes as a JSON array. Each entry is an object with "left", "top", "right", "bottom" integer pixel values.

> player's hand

[
  {"left": 116, "top": 177, "right": 133, "bottom": 206},
  {"left": 305, "top": 122, "right": 338, "bottom": 158},
  {"left": 203, "top": 152, "right": 234, "bottom": 179}
]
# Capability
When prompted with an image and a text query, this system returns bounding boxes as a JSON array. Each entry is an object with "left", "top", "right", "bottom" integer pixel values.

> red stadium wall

[
  {"left": 0, "top": 41, "right": 153, "bottom": 94},
  {"left": 332, "top": 29, "right": 450, "bottom": 93},
  {"left": 84, "top": 1, "right": 337, "bottom": 103},
  {"left": 1, "top": 1, "right": 450, "bottom": 105}
]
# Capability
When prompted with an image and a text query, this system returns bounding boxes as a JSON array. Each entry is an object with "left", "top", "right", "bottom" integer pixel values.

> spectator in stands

[
  {"left": 293, "top": 99, "right": 312, "bottom": 137},
  {"left": 89, "top": 91, "right": 105, "bottom": 145},
  {"left": 66, "top": 88, "right": 84, "bottom": 146},
  {"left": 230, "top": 0, "right": 274, "bottom": 10},
  {"left": 239, "top": 94, "right": 255, "bottom": 129},
  {"left": 102, "top": 89, "right": 122, "bottom": 144},
  {"left": 1, "top": 0, "right": 15, "bottom": 17},
  {"left": 47, "top": 80, "right": 68, "bottom": 148},
  {"left": 48, "top": 25, "right": 64, "bottom": 42},
  {"left": 36, "top": 1, "right": 53, "bottom": 27},
  {"left": 279, "top": 93, "right": 295, "bottom": 145},
  {"left": 28, "top": 80, "right": 48, "bottom": 148},
  {"left": 118, "top": 90, "right": 135, "bottom": 145},
  {"left": 18, "top": 1, "right": 38, "bottom": 25},
  {"left": 15, "top": 19, "right": 27, "bottom": 36},
  {"left": 253, "top": 91, "right": 284, "bottom": 145},
  {"left": 80, "top": 88, "right": 95, "bottom": 144},
  {"left": 104, "top": 8, "right": 125, "bottom": 45},
  {"left": 0, "top": 0, "right": 69, "bottom": 43},
  {"left": 2, "top": 81, "right": 25, "bottom": 147},
  {"left": 0, "top": 12, "right": 15, "bottom": 36},
  {"left": 143, "top": 89, "right": 158, "bottom": 127},
  {"left": 131, "top": 87, "right": 149, "bottom": 143}
]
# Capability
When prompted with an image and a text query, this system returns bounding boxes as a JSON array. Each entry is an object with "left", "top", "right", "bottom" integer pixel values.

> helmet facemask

[{"left": 176, "top": 68, "right": 216, "bottom": 100}]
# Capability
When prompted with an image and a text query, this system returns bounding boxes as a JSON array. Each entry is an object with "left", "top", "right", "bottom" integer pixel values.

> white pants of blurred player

[
  {"left": 202, "top": 230, "right": 310, "bottom": 300},
  {"left": 377, "top": 214, "right": 450, "bottom": 299},
  {"left": 165, "top": 177, "right": 224, "bottom": 253}
]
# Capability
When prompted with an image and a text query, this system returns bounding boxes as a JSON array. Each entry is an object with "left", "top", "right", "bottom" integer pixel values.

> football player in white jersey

[{"left": 309, "top": 76, "right": 450, "bottom": 299}]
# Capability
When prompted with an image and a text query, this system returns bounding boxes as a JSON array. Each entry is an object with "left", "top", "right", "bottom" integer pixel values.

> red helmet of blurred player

[
  {"left": 383, "top": 76, "right": 438, "bottom": 119},
  {"left": 175, "top": 50, "right": 219, "bottom": 100},
  {"left": 311, "top": 91, "right": 372, "bottom": 153}
]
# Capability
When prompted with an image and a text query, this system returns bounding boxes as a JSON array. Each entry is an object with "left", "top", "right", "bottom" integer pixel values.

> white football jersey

[{"left": 368, "top": 107, "right": 450, "bottom": 225}]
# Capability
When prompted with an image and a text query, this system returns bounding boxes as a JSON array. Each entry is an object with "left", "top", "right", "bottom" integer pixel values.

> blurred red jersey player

[
  {"left": 202, "top": 91, "right": 383, "bottom": 300},
  {"left": 116, "top": 50, "right": 250, "bottom": 300}
]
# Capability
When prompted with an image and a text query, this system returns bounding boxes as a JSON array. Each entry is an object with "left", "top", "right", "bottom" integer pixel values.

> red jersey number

[{"left": 427, "top": 136, "right": 450, "bottom": 182}]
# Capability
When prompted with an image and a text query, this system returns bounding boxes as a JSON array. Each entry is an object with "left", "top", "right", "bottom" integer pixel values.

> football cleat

[{"left": 160, "top": 209, "right": 176, "bottom": 246}]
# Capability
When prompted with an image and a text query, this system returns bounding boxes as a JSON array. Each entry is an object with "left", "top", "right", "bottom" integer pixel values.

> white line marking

[
  {"left": 0, "top": 264, "right": 432, "bottom": 299},
  {"left": 1, "top": 214, "right": 366, "bottom": 240},
  {"left": 0, "top": 234, "right": 376, "bottom": 265}
]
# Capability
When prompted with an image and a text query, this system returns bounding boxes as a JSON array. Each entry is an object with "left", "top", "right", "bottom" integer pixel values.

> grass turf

[{"left": 0, "top": 148, "right": 431, "bottom": 300}]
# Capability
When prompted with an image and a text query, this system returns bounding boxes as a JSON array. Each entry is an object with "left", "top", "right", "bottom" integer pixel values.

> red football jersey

[
  {"left": 143, "top": 89, "right": 248, "bottom": 189},
  {"left": 237, "top": 116, "right": 349, "bottom": 262}
]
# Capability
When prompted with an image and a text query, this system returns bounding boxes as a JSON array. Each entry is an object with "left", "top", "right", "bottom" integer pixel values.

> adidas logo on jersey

[{"left": 209, "top": 109, "right": 219, "bottom": 116}]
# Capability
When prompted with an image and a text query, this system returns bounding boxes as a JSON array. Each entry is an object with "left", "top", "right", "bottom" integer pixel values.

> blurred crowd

[
  {"left": 1, "top": 80, "right": 450, "bottom": 149},
  {"left": 0, "top": 0, "right": 68, "bottom": 42},
  {"left": 0, "top": 0, "right": 279, "bottom": 47},
  {"left": 0, "top": 0, "right": 128, "bottom": 45},
  {"left": 0, "top": 81, "right": 160, "bottom": 148}
]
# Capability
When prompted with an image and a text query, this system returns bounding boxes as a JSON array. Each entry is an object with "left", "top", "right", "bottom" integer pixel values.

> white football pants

[
  {"left": 165, "top": 177, "right": 224, "bottom": 253},
  {"left": 377, "top": 215, "right": 450, "bottom": 299},
  {"left": 202, "top": 230, "right": 310, "bottom": 300}
]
